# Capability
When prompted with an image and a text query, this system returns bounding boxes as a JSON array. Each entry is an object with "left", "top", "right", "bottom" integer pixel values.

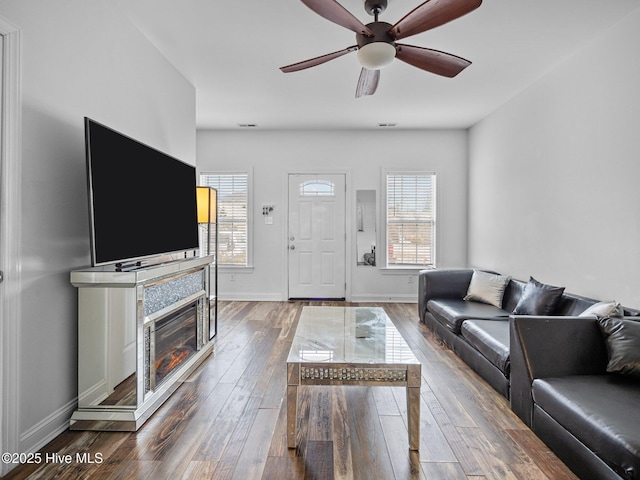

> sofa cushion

[
  {"left": 461, "top": 319, "right": 510, "bottom": 375},
  {"left": 463, "top": 270, "right": 511, "bottom": 308},
  {"left": 598, "top": 317, "right": 640, "bottom": 378},
  {"left": 501, "top": 278, "right": 526, "bottom": 312},
  {"left": 580, "top": 301, "right": 624, "bottom": 318},
  {"left": 533, "top": 375, "right": 640, "bottom": 479},
  {"left": 427, "top": 299, "right": 510, "bottom": 334},
  {"left": 554, "top": 292, "right": 598, "bottom": 316},
  {"left": 512, "top": 276, "right": 565, "bottom": 315}
]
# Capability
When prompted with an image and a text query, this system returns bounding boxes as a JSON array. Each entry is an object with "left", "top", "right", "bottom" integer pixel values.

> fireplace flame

[{"left": 156, "top": 347, "right": 193, "bottom": 379}]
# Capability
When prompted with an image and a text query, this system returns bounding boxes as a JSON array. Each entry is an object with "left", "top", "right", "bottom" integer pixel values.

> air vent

[
  {"left": 377, "top": 123, "right": 397, "bottom": 127},
  {"left": 238, "top": 123, "right": 258, "bottom": 128}
]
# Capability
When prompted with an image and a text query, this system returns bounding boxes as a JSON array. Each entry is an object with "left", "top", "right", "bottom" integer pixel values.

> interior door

[{"left": 288, "top": 174, "right": 346, "bottom": 299}]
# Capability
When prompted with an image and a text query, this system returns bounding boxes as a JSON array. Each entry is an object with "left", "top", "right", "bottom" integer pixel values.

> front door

[{"left": 288, "top": 174, "right": 346, "bottom": 299}]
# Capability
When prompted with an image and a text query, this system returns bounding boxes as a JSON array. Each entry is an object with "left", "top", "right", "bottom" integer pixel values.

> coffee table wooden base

[{"left": 287, "top": 362, "right": 421, "bottom": 451}]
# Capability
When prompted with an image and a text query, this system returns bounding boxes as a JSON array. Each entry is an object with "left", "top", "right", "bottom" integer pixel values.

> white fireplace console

[{"left": 69, "top": 254, "right": 215, "bottom": 431}]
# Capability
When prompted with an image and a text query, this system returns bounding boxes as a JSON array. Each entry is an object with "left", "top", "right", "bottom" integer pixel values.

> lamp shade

[
  {"left": 196, "top": 186, "right": 217, "bottom": 224},
  {"left": 357, "top": 42, "right": 396, "bottom": 69}
]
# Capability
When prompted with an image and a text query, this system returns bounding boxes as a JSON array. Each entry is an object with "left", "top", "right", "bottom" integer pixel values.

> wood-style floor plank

[
  {"left": 230, "top": 407, "right": 280, "bottom": 480},
  {"left": 380, "top": 415, "right": 426, "bottom": 479},
  {"left": 345, "top": 388, "right": 396, "bottom": 480},
  {"left": 416, "top": 393, "right": 459, "bottom": 463},
  {"left": 329, "top": 386, "right": 354, "bottom": 480},
  {"left": 262, "top": 456, "right": 305, "bottom": 480},
  {"left": 422, "top": 461, "right": 469, "bottom": 480},
  {"left": 303, "top": 441, "right": 334, "bottom": 480},
  {"left": 2, "top": 301, "right": 578, "bottom": 480}
]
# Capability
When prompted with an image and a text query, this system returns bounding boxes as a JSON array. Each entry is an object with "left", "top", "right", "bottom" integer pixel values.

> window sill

[
  {"left": 219, "top": 265, "right": 254, "bottom": 274},
  {"left": 379, "top": 266, "right": 434, "bottom": 275}
]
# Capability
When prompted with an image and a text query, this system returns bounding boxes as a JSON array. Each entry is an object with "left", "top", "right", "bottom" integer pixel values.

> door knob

[
  {"left": 289, "top": 245, "right": 295, "bottom": 250},
  {"left": 289, "top": 236, "right": 295, "bottom": 241}
]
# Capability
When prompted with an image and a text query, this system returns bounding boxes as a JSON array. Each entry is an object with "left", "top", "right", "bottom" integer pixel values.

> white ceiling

[{"left": 117, "top": 0, "right": 639, "bottom": 130}]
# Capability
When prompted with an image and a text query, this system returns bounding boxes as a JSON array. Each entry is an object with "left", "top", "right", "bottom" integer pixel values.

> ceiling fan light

[{"left": 357, "top": 42, "right": 396, "bottom": 69}]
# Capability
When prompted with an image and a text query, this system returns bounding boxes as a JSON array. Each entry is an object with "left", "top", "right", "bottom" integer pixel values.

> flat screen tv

[{"left": 84, "top": 117, "right": 199, "bottom": 266}]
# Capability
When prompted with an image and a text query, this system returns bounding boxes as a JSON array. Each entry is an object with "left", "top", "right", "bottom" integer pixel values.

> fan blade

[
  {"left": 301, "top": 0, "right": 374, "bottom": 36},
  {"left": 389, "top": 0, "right": 482, "bottom": 41},
  {"left": 355, "top": 68, "right": 380, "bottom": 98},
  {"left": 280, "top": 46, "right": 358, "bottom": 73},
  {"left": 395, "top": 43, "right": 471, "bottom": 77}
]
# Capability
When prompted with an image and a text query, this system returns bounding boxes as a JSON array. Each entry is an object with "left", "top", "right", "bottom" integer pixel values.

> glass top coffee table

[{"left": 287, "top": 306, "right": 421, "bottom": 450}]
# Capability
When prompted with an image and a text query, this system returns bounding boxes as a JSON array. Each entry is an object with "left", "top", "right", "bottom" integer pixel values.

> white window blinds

[
  {"left": 386, "top": 173, "right": 436, "bottom": 267},
  {"left": 200, "top": 173, "right": 248, "bottom": 266}
]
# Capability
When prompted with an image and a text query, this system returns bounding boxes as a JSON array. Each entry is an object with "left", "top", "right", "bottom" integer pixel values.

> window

[
  {"left": 200, "top": 172, "right": 249, "bottom": 266},
  {"left": 300, "top": 180, "right": 335, "bottom": 196},
  {"left": 385, "top": 172, "right": 436, "bottom": 268}
]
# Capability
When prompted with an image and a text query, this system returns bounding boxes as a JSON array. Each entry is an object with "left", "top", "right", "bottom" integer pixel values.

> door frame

[
  {"left": 282, "top": 168, "right": 352, "bottom": 301},
  {"left": 0, "top": 16, "right": 21, "bottom": 476}
]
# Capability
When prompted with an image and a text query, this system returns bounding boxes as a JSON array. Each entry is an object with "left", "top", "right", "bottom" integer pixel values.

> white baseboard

[
  {"left": 219, "top": 292, "right": 284, "bottom": 302},
  {"left": 78, "top": 380, "right": 108, "bottom": 407},
  {"left": 220, "top": 293, "right": 418, "bottom": 303},
  {"left": 19, "top": 398, "right": 77, "bottom": 454},
  {"left": 350, "top": 293, "right": 418, "bottom": 303}
]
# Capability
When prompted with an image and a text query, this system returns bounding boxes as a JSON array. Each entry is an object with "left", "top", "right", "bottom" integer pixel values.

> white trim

[
  {"left": 380, "top": 167, "right": 437, "bottom": 270},
  {"left": 78, "top": 380, "right": 108, "bottom": 407},
  {"left": 19, "top": 398, "right": 77, "bottom": 454},
  {"left": 219, "top": 292, "right": 283, "bottom": 302},
  {"left": 0, "top": 16, "right": 21, "bottom": 477},
  {"left": 351, "top": 293, "right": 418, "bottom": 303},
  {"left": 199, "top": 168, "right": 253, "bottom": 268},
  {"left": 218, "top": 265, "right": 254, "bottom": 274},
  {"left": 378, "top": 267, "right": 426, "bottom": 274},
  {"left": 218, "top": 293, "right": 418, "bottom": 303},
  {"left": 283, "top": 169, "right": 352, "bottom": 301}
]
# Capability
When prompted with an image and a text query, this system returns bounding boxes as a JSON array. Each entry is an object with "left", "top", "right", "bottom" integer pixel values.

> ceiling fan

[{"left": 280, "top": 0, "right": 482, "bottom": 98}]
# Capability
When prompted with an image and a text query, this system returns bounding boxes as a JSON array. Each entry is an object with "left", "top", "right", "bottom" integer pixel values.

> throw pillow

[
  {"left": 579, "top": 301, "right": 624, "bottom": 318},
  {"left": 598, "top": 317, "right": 640, "bottom": 378},
  {"left": 512, "top": 276, "right": 565, "bottom": 315},
  {"left": 463, "top": 270, "right": 511, "bottom": 308}
]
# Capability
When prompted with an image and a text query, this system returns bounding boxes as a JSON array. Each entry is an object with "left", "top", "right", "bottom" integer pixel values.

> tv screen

[{"left": 85, "top": 117, "right": 199, "bottom": 266}]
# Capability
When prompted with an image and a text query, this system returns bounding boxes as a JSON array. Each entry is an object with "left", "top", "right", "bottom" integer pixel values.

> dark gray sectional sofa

[
  {"left": 418, "top": 268, "right": 516, "bottom": 397},
  {"left": 418, "top": 268, "right": 640, "bottom": 480},
  {"left": 418, "top": 268, "right": 607, "bottom": 398},
  {"left": 511, "top": 316, "right": 640, "bottom": 480}
]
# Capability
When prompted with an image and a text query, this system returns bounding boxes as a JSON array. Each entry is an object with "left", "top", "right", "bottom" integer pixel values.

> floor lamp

[{"left": 196, "top": 186, "right": 217, "bottom": 338}]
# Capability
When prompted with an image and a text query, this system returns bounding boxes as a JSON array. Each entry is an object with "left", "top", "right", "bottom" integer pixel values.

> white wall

[
  {"left": 469, "top": 8, "right": 640, "bottom": 308},
  {"left": 0, "top": 0, "right": 195, "bottom": 459},
  {"left": 197, "top": 129, "right": 468, "bottom": 302}
]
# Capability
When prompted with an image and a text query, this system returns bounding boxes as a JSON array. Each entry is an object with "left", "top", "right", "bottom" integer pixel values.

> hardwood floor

[{"left": 2, "top": 301, "right": 577, "bottom": 480}]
